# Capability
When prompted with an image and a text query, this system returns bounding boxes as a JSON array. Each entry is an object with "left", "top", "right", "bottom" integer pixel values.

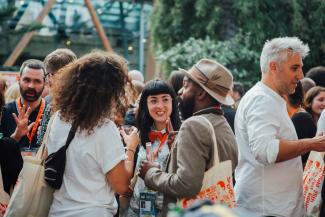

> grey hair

[{"left": 260, "top": 37, "right": 310, "bottom": 74}]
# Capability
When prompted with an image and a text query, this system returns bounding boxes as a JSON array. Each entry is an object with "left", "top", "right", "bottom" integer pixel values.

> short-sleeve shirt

[
  {"left": 48, "top": 112, "right": 125, "bottom": 217},
  {"left": 234, "top": 82, "right": 304, "bottom": 217}
]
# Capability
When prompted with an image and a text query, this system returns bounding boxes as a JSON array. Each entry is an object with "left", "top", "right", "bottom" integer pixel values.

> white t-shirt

[
  {"left": 234, "top": 82, "right": 304, "bottom": 217},
  {"left": 317, "top": 109, "right": 325, "bottom": 134},
  {"left": 47, "top": 112, "right": 125, "bottom": 217}
]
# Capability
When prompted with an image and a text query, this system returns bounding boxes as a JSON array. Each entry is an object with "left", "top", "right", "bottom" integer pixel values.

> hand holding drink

[
  {"left": 146, "top": 142, "right": 153, "bottom": 162},
  {"left": 120, "top": 125, "right": 140, "bottom": 151}
]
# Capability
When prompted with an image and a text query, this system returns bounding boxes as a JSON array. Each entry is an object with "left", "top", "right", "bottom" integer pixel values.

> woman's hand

[
  {"left": 10, "top": 105, "right": 35, "bottom": 142},
  {"left": 120, "top": 126, "right": 140, "bottom": 152}
]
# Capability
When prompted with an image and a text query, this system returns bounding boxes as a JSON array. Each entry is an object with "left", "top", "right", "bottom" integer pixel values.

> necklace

[{"left": 16, "top": 98, "right": 45, "bottom": 145}]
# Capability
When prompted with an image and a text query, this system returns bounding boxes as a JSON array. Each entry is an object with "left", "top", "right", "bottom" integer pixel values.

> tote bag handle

[
  {"left": 199, "top": 116, "right": 220, "bottom": 166},
  {"left": 36, "top": 112, "right": 56, "bottom": 161}
]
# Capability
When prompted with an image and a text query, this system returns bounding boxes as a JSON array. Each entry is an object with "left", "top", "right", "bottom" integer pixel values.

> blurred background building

[{"left": 0, "top": 0, "right": 153, "bottom": 79}]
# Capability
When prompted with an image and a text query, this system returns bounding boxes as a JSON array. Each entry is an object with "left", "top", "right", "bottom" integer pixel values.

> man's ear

[
  {"left": 196, "top": 88, "right": 207, "bottom": 101},
  {"left": 16, "top": 75, "right": 20, "bottom": 81},
  {"left": 269, "top": 61, "right": 277, "bottom": 72}
]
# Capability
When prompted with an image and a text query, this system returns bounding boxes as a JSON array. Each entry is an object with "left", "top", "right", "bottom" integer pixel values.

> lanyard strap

[
  {"left": 152, "top": 133, "right": 168, "bottom": 161},
  {"left": 16, "top": 98, "right": 45, "bottom": 145}
]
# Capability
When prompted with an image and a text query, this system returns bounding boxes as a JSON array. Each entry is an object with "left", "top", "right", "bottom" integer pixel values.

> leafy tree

[
  {"left": 234, "top": 0, "right": 325, "bottom": 72},
  {"left": 151, "top": 0, "right": 325, "bottom": 86},
  {"left": 150, "top": 0, "right": 236, "bottom": 51},
  {"left": 158, "top": 34, "right": 259, "bottom": 88}
]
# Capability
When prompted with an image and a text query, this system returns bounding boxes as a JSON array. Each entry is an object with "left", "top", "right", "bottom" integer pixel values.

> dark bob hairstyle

[{"left": 136, "top": 79, "right": 181, "bottom": 147}]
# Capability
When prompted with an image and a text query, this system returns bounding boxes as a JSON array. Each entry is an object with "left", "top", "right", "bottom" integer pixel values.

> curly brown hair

[{"left": 51, "top": 51, "right": 132, "bottom": 134}]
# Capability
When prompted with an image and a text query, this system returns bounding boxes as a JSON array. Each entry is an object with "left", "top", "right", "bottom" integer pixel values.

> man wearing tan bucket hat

[{"left": 139, "top": 59, "right": 238, "bottom": 216}]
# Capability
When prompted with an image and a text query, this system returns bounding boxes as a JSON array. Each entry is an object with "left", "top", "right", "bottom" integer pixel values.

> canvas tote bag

[
  {"left": 179, "top": 116, "right": 236, "bottom": 209},
  {"left": 0, "top": 167, "right": 10, "bottom": 217},
  {"left": 4, "top": 117, "right": 55, "bottom": 217},
  {"left": 303, "top": 151, "right": 325, "bottom": 217}
]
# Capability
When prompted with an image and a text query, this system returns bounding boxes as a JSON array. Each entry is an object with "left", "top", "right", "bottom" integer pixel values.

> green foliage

[
  {"left": 150, "top": 0, "right": 224, "bottom": 51},
  {"left": 233, "top": 0, "right": 325, "bottom": 72},
  {"left": 0, "top": 5, "right": 16, "bottom": 21},
  {"left": 150, "top": 0, "right": 325, "bottom": 87},
  {"left": 158, "top": 34, "right": 259, "bottom": 88}
]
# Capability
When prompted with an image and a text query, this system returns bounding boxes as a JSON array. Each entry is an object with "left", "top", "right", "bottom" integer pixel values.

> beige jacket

[{"left": 144, "top": 107, "right": 238, "bottom": 216}]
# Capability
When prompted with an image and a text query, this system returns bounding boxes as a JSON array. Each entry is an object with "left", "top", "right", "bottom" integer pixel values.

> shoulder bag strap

[
  {"left": 37, "top": 113, "right": 56, "bottom": 160},
  {"left": 199, "top": 115, "right": 220, "bottom": 166},
  {"left": 64, "top": 123, "right": 77, "bottom": 149}
]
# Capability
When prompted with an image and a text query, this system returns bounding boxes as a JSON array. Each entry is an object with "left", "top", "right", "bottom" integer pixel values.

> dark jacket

[
  {"left": 1, "top": 100, "right": 46, "bottom": 148},
  {"left": 0, "top": 137, "right": 23, "bottom": 194}
]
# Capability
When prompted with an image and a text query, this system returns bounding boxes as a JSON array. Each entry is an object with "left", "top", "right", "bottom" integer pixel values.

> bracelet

[{"left": 126, "top": 148, "right": 135, "bottom": 154}]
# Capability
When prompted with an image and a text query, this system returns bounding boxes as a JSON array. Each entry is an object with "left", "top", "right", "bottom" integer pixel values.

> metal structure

[{"left": 1, "top": 0, "right": 152, "bottom": 72}]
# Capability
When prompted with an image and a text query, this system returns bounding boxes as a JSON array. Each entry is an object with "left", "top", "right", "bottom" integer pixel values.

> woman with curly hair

[
  {"left": 47, "top": 51, "right": 139, "bottom": 217},
  {"left": 120, "top": 79, "right": 181, "bottom": 217}
]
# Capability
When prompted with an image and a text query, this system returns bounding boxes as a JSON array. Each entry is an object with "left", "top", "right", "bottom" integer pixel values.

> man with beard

[
  {"left": 138, "top": 59, "right": 238, "bottom": 216},
  {"left": 233, "top": 37, "right": 325, "bottom": 216},
  {"left": 1, "top": 59, "right": 46, "bottom": 151}
]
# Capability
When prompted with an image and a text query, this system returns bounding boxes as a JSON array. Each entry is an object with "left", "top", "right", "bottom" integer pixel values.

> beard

[
  {"left": 20, "top": 86, "right": 44, "bottom": 102},
  {"left": 178, "top": 95, "right": 195, "bottom": 120}
]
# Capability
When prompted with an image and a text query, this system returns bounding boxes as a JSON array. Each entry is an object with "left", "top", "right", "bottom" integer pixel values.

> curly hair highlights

[
  {"left": 52, "top": 51, "right": 132, "bottom": 134},
  {"left": 136, "top": 79, "right": 181, "bottom": 148}
]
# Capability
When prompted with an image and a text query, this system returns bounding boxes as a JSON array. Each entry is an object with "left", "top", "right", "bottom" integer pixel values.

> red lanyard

[
  {"left": 16, "top": 98, "right": 45, "bottom": 144},
  {"left": 148, "top": 131, "right": 169, "bottom": 161}
]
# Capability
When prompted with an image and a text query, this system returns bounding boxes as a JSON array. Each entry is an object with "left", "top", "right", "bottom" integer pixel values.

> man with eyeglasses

[{"left": 36, "top": 48, "right": 77, "bottom": 145}]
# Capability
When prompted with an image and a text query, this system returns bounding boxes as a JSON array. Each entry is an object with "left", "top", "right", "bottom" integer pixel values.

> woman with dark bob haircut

[
  {"left": 120, "top": 79, "right": 181, "bottom": 217},
  {"left": 47, "top": 51, "right": 139, "bottom": 217}
]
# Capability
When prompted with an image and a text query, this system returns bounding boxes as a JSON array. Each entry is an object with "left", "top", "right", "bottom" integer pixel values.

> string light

[{"left": 128, "top": 45, "right": 133, "bottom": 52}]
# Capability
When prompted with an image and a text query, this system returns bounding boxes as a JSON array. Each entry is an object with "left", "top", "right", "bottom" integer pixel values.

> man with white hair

[{"left": 234, "top": 37, "right": 325, "bottom": 216}]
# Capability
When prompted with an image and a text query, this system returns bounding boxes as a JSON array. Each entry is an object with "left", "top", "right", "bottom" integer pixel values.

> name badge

[
  {"left": 21, "top": 147, "right": 38, "bottom": 157},
  {"left": 139, "top": 191, "right": 157, "bottom": 217}
]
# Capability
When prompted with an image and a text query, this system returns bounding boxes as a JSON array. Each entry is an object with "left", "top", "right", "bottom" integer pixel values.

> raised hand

[{"left": 11, "top": 105, "right": 35, "bottom": 142}]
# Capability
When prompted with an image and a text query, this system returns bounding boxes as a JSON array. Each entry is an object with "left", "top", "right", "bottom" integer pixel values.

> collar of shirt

[
  {"left": 258, "top": 82, "right": 287, "bottom": 111},
  {"left": 193, "top": 106, "right": 223, "bottom": 116}
]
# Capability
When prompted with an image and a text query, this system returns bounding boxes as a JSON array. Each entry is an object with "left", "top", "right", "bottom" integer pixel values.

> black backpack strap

[{"left": 64, "top": 123, "right": 77, "bottom": 149}]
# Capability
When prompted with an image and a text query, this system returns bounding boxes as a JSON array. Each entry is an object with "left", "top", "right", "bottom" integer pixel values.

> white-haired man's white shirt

[
  {"left": 317, "top": 109, "right": 325, "bottom": 134},
  {"left": 234, "top": 82, "right": 304, "bottom": 217}
]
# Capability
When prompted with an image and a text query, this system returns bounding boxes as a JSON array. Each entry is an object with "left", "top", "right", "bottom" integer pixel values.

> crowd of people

[{"left": 0, "top": 36, "right": 325, "bottom": 217}]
